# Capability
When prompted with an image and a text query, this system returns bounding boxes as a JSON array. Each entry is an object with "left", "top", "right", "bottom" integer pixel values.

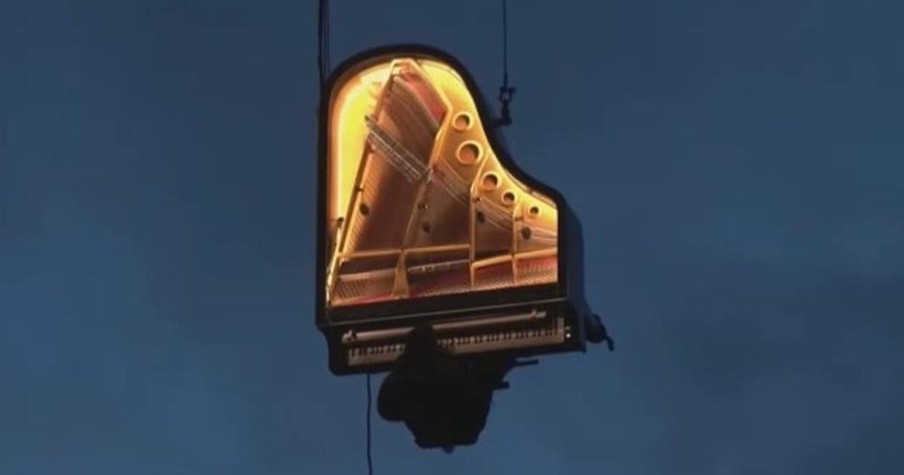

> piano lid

[{"left": 315, "top": 45, "right": 601, "bottom": 375}]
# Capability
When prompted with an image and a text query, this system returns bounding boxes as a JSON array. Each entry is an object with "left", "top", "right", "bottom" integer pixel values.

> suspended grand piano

[{"left": 316, "top": 45, "right": 607, "bottom": 375}]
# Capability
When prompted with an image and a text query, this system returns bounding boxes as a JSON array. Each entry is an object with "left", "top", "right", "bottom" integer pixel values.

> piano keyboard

[{"left": 343, "top": 310, "right": 569, "bottom": 367}]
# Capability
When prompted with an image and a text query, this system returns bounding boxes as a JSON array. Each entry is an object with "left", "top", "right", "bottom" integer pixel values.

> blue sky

[{"left": 1, "top": 1, "right": 903, "bottom": 474}]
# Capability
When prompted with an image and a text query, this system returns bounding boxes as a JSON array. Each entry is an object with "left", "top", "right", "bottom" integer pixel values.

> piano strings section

[{"left": 326, "top": 57, "right": 560, "bottom": 310}]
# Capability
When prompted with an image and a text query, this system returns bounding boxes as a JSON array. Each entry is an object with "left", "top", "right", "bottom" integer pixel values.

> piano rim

[{"left": 317, "top": 45, "right": 577, "bottom": 322}]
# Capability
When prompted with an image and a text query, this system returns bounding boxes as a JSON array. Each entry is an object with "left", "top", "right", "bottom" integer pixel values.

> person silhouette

[{"left": 377, "top": 324, "right": 511, "bottom": 450}]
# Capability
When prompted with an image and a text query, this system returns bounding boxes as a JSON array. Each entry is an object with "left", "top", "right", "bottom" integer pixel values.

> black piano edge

[{"left": 315, "top": 44, "right": 610, "bottom": 376}]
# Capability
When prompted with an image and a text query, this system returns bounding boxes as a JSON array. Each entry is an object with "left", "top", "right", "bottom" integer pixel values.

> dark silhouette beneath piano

[{"left": 377, "top": 324, "right": 516, "bottom": 451}]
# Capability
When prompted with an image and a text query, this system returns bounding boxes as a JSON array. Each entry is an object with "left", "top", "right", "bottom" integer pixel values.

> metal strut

[{"left": 496, "top": 0, "right": 516, "bottom": 126}]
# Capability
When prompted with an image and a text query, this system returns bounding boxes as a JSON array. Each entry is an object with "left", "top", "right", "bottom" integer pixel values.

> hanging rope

[
  {"left": 365, "top": 373, "right": 374, "bottom": 475},
  {"left": 497, "top": 0, "right": 516, "bottom": 126}
]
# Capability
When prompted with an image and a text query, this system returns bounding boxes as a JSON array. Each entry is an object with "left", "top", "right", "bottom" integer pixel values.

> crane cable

[{"left": 317, "top": 0, "right": 330, "bottom": 87}]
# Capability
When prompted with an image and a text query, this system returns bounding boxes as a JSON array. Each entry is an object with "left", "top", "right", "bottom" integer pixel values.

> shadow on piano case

[{"left": 316, "top": 45, "right": 611, "bottom": 376}]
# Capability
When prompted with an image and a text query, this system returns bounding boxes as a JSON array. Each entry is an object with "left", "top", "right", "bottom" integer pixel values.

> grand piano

[{"left": 316, "top": 46, "right": 607, "bottom": 375}]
